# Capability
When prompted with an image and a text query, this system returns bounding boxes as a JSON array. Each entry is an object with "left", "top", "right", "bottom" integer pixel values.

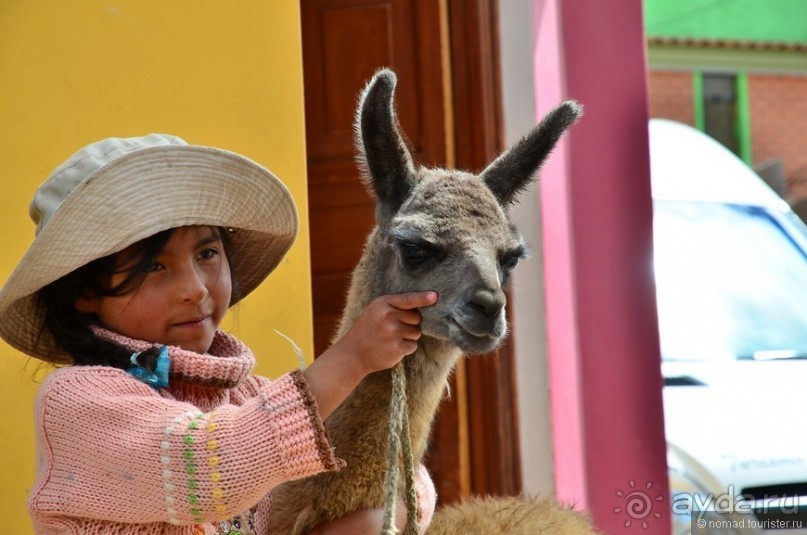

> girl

[{"left": 0, "top": 134, "right": 438, "bottom": 534}]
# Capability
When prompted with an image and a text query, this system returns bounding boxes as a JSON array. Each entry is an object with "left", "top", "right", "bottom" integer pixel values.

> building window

[
  {"left": 693, "top": 71, "right": 752, "bottom": 165},
  {"left": 703, "top": 73, "right": 740, "bottom": 155},
  {"left": 694, "top": 71, "right": 752, "bottom": 164}
]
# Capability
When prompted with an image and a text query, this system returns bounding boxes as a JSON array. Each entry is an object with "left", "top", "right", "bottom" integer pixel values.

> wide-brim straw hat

[{"left": 0, "top": 134, "right": 299, "bottom": 363}]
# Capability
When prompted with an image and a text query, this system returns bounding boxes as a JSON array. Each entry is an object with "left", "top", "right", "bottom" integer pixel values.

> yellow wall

[{"left": 0, "top": 2, "right": 312, "bottom": 531}]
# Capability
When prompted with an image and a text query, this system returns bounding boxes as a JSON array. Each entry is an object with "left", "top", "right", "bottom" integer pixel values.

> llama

[{"left": 268, "top": 69, "right": 595, "bottom": 534}]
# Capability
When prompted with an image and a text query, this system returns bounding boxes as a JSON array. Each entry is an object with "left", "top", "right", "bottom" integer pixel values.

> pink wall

[{"left": 533, "top": 1, "right": 670, "bottom": 533}]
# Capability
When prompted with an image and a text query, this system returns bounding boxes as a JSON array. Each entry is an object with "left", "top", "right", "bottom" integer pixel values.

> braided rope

[
  {"left": 401, "top": 388, "right": 420, "bottom": 534},
  {"left": 380, "top": 361, "right": 420, "bottom": 535}
]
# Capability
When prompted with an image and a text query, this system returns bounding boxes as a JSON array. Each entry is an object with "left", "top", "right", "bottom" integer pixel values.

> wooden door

[
  {"left": 301, "top": 0, "right": 520, "bottom": 504},
  {"left": 301, "top": 0, "right": 446, "bottom": 354}
]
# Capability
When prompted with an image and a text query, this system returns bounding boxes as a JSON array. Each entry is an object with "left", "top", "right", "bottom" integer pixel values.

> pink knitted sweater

[{"left": 29, "top": 330, "right": 435, "bottom": 534}]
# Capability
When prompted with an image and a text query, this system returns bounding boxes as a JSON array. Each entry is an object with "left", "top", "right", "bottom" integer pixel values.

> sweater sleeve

[
  {"left": 415, "top": 463, "right": 437, "bottom": 530},
  {"left": 29, "top": 366, "right": 341, "bottom": 527}
]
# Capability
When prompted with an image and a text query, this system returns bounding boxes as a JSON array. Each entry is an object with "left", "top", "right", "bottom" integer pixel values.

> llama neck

[
  {"left": 333, "top": 226, "right": 463, "bottom": 460},
  {"left": 403, "top": 337, "right": 462, "bottom": 458}
]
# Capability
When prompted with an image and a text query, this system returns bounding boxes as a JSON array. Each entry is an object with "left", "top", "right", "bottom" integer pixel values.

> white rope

[{"left": 381, "top": 361, "right": 420, "bottom": 535}]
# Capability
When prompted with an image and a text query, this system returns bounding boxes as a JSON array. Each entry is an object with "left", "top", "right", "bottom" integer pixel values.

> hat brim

[{"left": 0, "top": 145, "right": 299, "bottom": 363}]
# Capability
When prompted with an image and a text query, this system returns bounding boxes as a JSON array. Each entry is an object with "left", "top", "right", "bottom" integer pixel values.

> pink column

[{"left": 533, "top": 1, "right": 670, "bottom": 533}]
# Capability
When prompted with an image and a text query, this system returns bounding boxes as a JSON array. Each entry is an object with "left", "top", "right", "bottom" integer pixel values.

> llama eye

[
  {"left": 396, "top": 239, "right": 446, "bottom": 272},
  {"left": 499, "top": 250, "right": 526, "bottom": 286},
  {"left": 401, "top": 243, "right": 427, "bottom": 262},
  {"left": 501, "top": 255, "right": 520, "bottom": 272}
]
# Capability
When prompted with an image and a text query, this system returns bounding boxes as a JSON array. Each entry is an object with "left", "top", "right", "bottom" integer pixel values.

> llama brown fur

[
  {"left": 268, "top": 69, "right": 596, "bottom": 534},
  {"left": 427, "top": 496, "right": 596, "bottom": 535}
]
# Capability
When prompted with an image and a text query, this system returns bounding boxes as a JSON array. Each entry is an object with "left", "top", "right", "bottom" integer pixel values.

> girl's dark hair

[{"left": 38, "top": 226, "right": 236, "bottom": 370}]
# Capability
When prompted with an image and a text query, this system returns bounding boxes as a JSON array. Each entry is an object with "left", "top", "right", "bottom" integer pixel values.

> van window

[{"left": 654, "top": 200, "right": 807, "bottom": 361}]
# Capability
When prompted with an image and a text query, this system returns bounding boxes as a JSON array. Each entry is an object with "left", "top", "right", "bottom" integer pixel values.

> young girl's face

[{"left": 76, "top": 226, "right": 232, "bottom": 354}]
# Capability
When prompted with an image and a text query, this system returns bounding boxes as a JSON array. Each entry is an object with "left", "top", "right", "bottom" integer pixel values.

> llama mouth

[
  {"left": 447, "top": 317, "right": 503, "bottom": 354},
  {"left": 450, "top": 318, "right": 495, "bottom": 339},
  {"left": 448, "top": 313, "right": 506, "bottom": 338}
]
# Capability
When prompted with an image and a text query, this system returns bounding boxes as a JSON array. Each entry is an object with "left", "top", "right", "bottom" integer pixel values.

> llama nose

[{"left": 468, "top": 288, "right": 505, "bottom": 318}]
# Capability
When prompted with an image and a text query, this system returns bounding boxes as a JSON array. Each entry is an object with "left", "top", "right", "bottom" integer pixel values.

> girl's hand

[
  {"left": 337, "top": 292, "right": 438, "bottom": 375},
  {"left": 303, "top": 291, "right": 438, "bottom": 421}
]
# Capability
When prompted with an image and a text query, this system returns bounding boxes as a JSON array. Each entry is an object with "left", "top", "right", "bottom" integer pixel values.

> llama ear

[
  {"left": 355, "top": 68, "right": 417, "bottom": 222},
  {"left": 480, "top": 100, "right": 583, "bottom": 205}
]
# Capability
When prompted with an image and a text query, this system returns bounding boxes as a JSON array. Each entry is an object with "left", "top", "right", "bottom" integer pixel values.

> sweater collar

[{"left": 93, "top": 327, "right": 255, "bottom": 389}]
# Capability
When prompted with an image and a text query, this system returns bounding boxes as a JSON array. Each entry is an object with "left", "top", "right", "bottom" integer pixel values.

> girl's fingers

[
  {"left": 396, "top": 309, "right": 422, "bottom": 326},
  {"left": 401, "top": 339, "right": 419, "bottom": 356},
  {"left": 399, "top": 324, "right": 422, "bottom": 342},
  {"left": 385, "top": 291, "right": 438, "bottom": 310}
]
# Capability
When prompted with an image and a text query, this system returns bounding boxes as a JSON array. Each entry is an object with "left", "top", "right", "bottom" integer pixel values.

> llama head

[{"left": 355, "top": 68, "right": 581, "bottom": 354}]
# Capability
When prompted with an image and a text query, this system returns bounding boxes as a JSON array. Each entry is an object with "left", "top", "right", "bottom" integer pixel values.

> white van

[{"left": 650, "top": 119, "right": 807, "bottom": 534}]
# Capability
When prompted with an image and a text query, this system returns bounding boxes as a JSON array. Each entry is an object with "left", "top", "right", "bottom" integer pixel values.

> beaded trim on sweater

[{"left": 92, "top": 326, "right": 255, "bottom": 389}]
